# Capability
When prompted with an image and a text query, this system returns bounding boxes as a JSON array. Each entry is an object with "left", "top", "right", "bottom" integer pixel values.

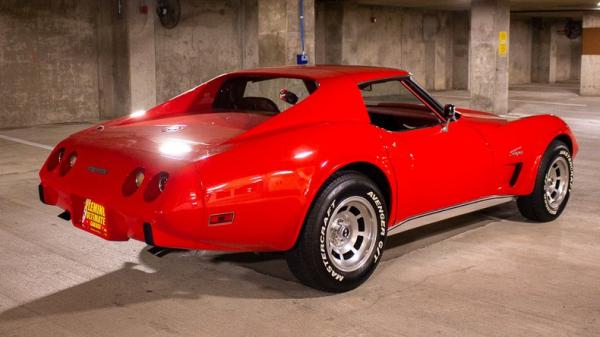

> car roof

[{"left": 232, "top": 65, "right": 410, "bottom": 83}]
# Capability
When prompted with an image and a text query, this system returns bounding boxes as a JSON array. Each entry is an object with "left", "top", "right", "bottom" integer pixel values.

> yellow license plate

[{"left": 81, "top": 199, "right": 107, "bottom": 236}]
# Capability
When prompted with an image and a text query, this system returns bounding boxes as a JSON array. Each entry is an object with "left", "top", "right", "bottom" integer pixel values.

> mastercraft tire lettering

[{"left": 286, "top": 171, "right": 388, "bottom": 292}]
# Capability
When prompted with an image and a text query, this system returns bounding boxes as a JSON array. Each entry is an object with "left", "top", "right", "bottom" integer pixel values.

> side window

[
  {"left": 360, "top": 80, "right": 441, "bottom": 132},
  {"left": 244, "top": 78, "right": 311, "bottom": 112},
  {"left": 212, "top": 76, "right": 317, "bottom": 115}
]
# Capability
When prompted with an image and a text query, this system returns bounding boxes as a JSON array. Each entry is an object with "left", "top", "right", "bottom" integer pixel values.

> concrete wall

[
  {"left": 531, "top": 18, "right": 582, "bottom": 84},
  {"left": 550, "top": 21, "right": 581, "bottom": 83},
  {"left": 96, "top": 0, "right": 130, "bottom": 120},
  {"left": 154, "top": 0, "right": 257, "bottom": 103},
  {"left": 509, "top": 18, "right": 532, "bottom": 85},
  {"left": 531, "top": 19, "right": 551, "bottom": 83},
  {"left": 316, "top": 4, "right": 468, "bottom": 91},
  {"left": 452, "top": 11, "right": 470, "bottom": 90},
  {"left": 0, "top": 1, "right": 101, "bottom": 128},
  {"left": 127, "top": 0, "right": 157, "bottom": 112},
  {"left": 0, "top": 0, "right": 315, "bottom": 128},
  {"left": 570, "top": 37, "right": 581, "bottom": 81},
  {"left": 315, "top": 2, "right": 343, "bottom": 65},
  {"left": 339, "top": 5, "right": 404, "bottom": 69},
  {"left": 0, "top": 0, "right": 259, "bottom": 128},
  {"left": 258, "top": 0, "right": 315, "bottom": 67}
]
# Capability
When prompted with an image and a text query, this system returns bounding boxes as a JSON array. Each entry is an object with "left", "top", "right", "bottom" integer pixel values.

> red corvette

[{"left": 39, "top": 65, "right": 577, "bottom": 292}]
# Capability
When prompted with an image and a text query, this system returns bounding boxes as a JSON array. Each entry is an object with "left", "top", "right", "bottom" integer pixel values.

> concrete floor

[{"left": 0, "top": 82, "right": 599, "bottom": 336}]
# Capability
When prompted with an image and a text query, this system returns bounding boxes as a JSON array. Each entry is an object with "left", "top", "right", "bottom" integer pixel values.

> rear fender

[{"left": 195, "top": 122, "right": 395, "bottom": 251}]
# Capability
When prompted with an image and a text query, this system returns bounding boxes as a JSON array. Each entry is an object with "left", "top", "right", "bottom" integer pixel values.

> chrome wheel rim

[
  {"left": 325, "top": 196, "right": 378, "bottom": 273},
  {"left": 544, "top": 157, "right": 570, "bottom": 212}
]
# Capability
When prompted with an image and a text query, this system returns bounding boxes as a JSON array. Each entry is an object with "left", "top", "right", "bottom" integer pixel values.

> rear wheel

[
  {"left": 285, "top": 171, "right": 388, "bottom": 292},
  {"left": 517, "top": 140, "right": 573, "bottom": 222}
]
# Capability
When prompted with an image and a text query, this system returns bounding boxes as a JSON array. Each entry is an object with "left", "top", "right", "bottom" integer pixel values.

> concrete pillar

[
  {"left": 96, "top": 1, "right": 115, "bottom": 119},
  {"left": 257, "top": 0, "right": 315, "bottom": 66},
  {"left": 581, "top": 13, "right": 600, "bottom": 96},
  {"left": 315, "top": 1, "right": 342, "bottom": 64},
  {"left": 452, "top": 11, "right": 470, "bottom": 90},
  {"left": 240, "top": 0, "right": 259, "bottom": 70},
  {"left": 508, "top": 18, "right": 533, "bottom": 85},
  {"left": 425, "top": 13, "right": 453, "bottom": 91},
  {"left": 97, "top": 0, "right": 130, "bottom": 119},
  {"left": 548, "top": 22, "right": 562, "bottom": 84},
  {"left": 126, "top": 1, "right": 157, "bottom": 112},
  {"left": 469, "top": 0, "right": 509, "bottom": 114}
]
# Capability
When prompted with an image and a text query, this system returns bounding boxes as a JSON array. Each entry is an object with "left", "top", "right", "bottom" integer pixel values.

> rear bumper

[
  {"left": 38, "top": 181, "right": 253, "bottom": 251},
  {"left": 40, "top": 182, "right": 147, "bottom": 242}
]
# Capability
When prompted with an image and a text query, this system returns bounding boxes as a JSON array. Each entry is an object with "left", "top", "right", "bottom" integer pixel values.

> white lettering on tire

[
  {"left": 319, "top": 190, "right": 388, "bottom": 282},
  {"left": 320, "top": 199, "right": 344, "bottom": 282},
  {"left": 367, "top": 191, "right": 387, "bottom": 263},
  {"left": 543, "top": 149, "right": 573, "bottom": 215}
]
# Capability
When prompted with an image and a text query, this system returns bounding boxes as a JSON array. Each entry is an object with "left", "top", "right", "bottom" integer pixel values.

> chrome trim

[
  {"left": 544, "top": 157, "right": 569, "bottom": 213},
  {"left": 388, "top": 196, "right": 515, "bottom": 236},
  {"left": 325, "top": 196, "right": 378, "bottom": 273},
  {"left": 87, "top": 166, "right": 108, "bottom": 175}
]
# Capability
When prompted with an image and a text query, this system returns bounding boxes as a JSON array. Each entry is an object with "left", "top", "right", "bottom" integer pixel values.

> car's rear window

[{"left": 212, "top": 76, "right": 318, "bottom": 116}]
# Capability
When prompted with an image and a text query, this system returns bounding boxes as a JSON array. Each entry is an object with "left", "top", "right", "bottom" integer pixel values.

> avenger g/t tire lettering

[{"left": 285, "top": 171, "right": 388, "bottom": 292}]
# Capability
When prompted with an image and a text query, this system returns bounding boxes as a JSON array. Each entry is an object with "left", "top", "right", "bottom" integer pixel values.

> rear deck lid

[{"left": 73, "top": 112, "right": 270, "bottom": 160}]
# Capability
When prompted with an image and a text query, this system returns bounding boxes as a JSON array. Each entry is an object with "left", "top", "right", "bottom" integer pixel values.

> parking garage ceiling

[{"left": 355, "top": 0, "right": 600, "bottom": 11}]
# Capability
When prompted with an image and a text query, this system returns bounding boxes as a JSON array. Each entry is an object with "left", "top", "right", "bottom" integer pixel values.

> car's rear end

[
  {"left": 40, "top": 125, "right": 199, "bottom": 247},
  {"left": 38, "top": 111, "right": 277, "bottom": 250}
]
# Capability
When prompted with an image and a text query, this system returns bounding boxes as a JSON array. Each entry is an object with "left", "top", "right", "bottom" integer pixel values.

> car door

[{"left": 359, "top": 78, "right": 494, "bottom": 224}]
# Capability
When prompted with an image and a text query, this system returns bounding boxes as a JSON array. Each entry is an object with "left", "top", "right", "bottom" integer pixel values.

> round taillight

[
  {"left": 69, "top": 153, "right": 77, "bottom": 167},
  {"left": 122, "top": 168, "right": 145, "bottom": 197},
  {"left": 143, "top": 172, "right": 169, "bottom": 202},
  {"left": 47, "top": 148, "right": 65, "bottom": 171},
  {"left": 158, "top": 173, "right": 168, "bottom": 192},
  {"left": 135, "top": 171, "right": 145, "bottom": 188},
  {"left": 57, "top": 148, "right": 65, "bottom": 163}
]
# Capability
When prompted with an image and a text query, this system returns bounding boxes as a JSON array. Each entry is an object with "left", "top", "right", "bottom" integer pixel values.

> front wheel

[
  {"left": 285, "top": 171, "right": 388, "bottom": 292},
  {"left": 517, "top": 140, "right": 573, "bottom": 222}
]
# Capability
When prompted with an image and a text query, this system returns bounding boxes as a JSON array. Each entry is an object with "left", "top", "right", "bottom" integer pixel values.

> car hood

[
  {"left": 456, "top": 107, "right": 511, "bottom": 124},
  {"left": 69, "top": 112, "right": 270, "bottom": 161}
]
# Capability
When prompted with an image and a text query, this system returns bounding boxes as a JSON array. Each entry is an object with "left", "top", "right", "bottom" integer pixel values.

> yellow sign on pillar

[{"left": 498, "top": 31, "right": 508, "bottom": 57}]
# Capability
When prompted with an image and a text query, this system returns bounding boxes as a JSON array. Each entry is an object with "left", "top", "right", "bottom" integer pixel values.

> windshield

[
  {"left": 358, "top": 77, "right": 442, "bottom": 131},
  {"left": 359, "top": 77, "right": 443, "bottom": 113}
]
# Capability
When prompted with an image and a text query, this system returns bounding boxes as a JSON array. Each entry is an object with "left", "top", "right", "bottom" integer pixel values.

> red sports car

[{"left": 39, "top": 65, "right": 577, "bottom": 292}]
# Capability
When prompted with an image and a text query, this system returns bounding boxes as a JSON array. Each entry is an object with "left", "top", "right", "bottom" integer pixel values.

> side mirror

[
  {"left": 279, "top": 89, "right": 299, "bottom": 105},
  {"left": 442, "top": 104, "right": 459, "bottom": 132},
  {"left": 443, "top": 104, "right": 457, "bottom": 120}
]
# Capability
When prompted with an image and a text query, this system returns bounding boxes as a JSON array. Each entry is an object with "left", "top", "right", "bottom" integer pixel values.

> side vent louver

[{"left": 510, "top": 163, "right": 523, "bottom": 187}]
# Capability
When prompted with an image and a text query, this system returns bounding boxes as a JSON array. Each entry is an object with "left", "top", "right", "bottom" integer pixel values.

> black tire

[
  {"left": 517, "top": 140, "right": 573, "bottom": 222},
  {"left": 285, "top": 171, "right": 388, "bottom": 292}
]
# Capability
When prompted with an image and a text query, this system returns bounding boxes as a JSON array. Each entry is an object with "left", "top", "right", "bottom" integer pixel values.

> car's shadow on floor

[{"left": 0, "top": 203, "right": 526, "bottom": 322}]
